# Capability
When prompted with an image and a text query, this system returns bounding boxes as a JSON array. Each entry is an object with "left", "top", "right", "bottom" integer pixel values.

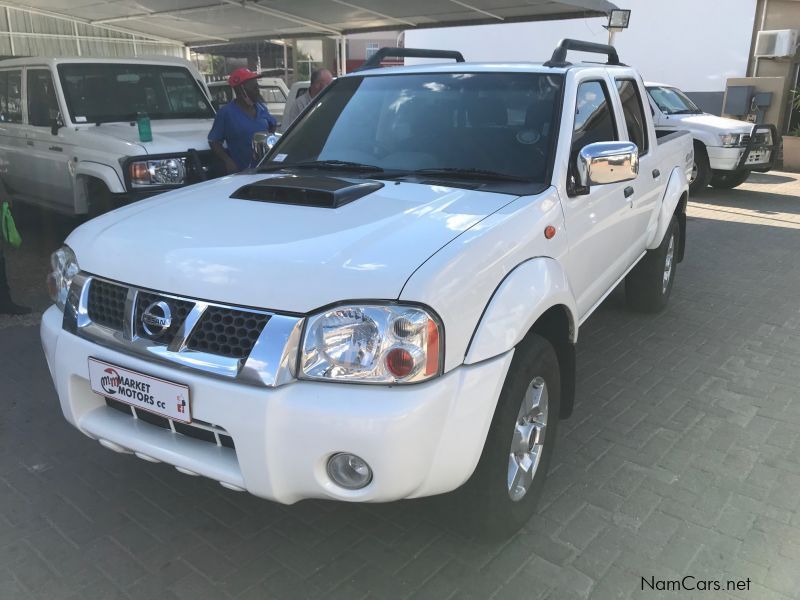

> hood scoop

[{"left": 230, "top": 175, "right": 384, "bottom": 209}]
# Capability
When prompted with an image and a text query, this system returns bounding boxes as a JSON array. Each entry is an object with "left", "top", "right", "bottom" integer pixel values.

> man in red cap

[{"left": 208, "top": 68, "right": 277, "bottom": 173}]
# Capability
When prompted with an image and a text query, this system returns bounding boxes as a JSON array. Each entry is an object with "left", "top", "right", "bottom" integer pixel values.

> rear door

[
  {"left": 560, "top": 72, "right": 637, "bottom": 317},
  {"left": 23, "top": 67, "right": 74, "bottom": 209},
  {"left": 0, "top": 68, "right": 27, "bottom": 197},
  {"left": 613, "top": 75, "right": 661, "bottom": 257}
]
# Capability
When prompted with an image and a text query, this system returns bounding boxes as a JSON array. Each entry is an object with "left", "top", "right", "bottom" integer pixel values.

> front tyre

[
  {"left": 452, "top": 334, "right": 560, "bottom": 540},
  {"left": 625, "top": 215, "right": 679, "bottom": 313},
  {"left": 689, "top": 143, "right": 712, "bottom": 194},
  {"left": 710, "top": 170, "right": 750, "bottom": 189},
  {"left": 86, "top": 178, "right": 113, "bottom": 219}
]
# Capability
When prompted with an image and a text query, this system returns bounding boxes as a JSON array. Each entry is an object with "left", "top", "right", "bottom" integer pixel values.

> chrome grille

[
  {"left": 87, "top": 280, "right": 127, "bottom": 330},
  {"left": 186, "top": 307, "right": 269, "bottom": 359},
  {"left": 67, "top": 273, "right": 303, "bottom": 388}
]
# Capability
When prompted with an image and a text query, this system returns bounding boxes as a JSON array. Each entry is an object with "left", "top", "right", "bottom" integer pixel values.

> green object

[
  {"left": 136, "top": 112, "right": 153, "bottom": 142},
  {"left": 1, "top": 201, "right": 21, "bottom": 249}
]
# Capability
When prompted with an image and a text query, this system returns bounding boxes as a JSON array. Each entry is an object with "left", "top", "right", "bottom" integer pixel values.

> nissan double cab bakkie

[{"left": 42, "top": 41, "right": 692, "bottom": 538}]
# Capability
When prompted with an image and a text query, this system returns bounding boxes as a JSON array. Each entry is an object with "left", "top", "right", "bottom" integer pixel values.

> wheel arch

[
  {"left": 464, "top": 257, "right": 578, "bottom": 419},
  {"left": 74, "top": 162, "right": 125, "bottom": 214},
  {"left": 675, "top": 191, "right": 688, "bottom": 263},
  {"left": 647, "top": 166, "right": 689, "bottom": 252}
]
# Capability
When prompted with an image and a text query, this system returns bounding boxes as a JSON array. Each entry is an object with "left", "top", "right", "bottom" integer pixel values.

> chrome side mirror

[
  {"left": 577, "top": 141, "right": 639, "bottom": 188},
  {"left": 252, "top": 131, "right": 281, "bottom": 162}
]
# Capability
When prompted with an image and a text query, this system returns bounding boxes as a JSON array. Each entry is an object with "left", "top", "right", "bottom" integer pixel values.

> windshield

[
  {"left": 267, "top": 72, "right": 563, "bottom": 186},
  {"left": 58, "top": 63, "right": 214, "bottom": 123},
  {"left": 647, "top": 86, "right": 703, "bottom": 115}
]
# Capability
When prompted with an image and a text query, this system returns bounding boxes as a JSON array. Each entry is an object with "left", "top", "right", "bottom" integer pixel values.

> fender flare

[
  {"left": 646, "top": 166, "right": 688, "bottom": 250},
  {"left": 691, "top": 132, "right": 716, "bottom": 150},
  {"left": 73, "top": 162, "right": 126, "bottom": 213},
  {"left": 464, "top": 256, "right": 579, "bottom": 365}
]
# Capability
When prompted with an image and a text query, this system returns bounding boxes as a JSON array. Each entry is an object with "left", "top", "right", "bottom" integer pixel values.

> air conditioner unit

[{"left": 755, "top": 29, "right": 799, "bottom": 58}]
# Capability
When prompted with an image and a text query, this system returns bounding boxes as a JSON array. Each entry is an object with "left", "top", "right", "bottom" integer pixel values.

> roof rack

[
  {"left": 543, "top": 38, "right": 622, "bottom": 68},
  {"left": 355, "top": 47, "right": 465, "bottom": 72}
]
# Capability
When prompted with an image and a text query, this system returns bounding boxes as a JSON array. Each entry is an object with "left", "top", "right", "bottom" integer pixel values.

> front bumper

[
  {"left": 41, "top": 305, "right": 513, "bottom": 504},
  {"left": 706, "top": 124, "right": 778, "bottom": 173},
  {"left": 706, "top": 146, "right": 772, "bottom": 172}
]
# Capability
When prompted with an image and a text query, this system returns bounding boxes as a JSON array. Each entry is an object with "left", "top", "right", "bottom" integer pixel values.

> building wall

[
  {"left": 723, "top": 76, "right": 788, "bottom": 126},
  {"left": 747, "top": 0, "right": 800, "bottom": 131},
  {"left": 405, "top": 0, "right": 758, "bottom": 116},
  {"left": 348, "top": 38, "right": 399, "bottom": 61}
]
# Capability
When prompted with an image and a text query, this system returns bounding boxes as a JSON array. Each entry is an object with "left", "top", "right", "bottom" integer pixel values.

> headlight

[
  {"left": 130, "top": 158, "right": 186, "bottom": 187},
  {"left": 300, "top": 304, "right": 442, "bottom": 384},
  {"left": 46, "top": 245, "right": 79, "bottom": 311},
  {"left": 719, "top": 133, "right": 744, "bottom": 148}
]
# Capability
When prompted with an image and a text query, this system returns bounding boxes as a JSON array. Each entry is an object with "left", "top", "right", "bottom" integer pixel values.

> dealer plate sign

[{"left": 88, "top": 358, "right": 191, "bottom": 423}]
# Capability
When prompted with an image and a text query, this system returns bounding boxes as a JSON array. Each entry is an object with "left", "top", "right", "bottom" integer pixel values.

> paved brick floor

[{"left": 2, "top": 172, "right": 800, "bottom": 599}]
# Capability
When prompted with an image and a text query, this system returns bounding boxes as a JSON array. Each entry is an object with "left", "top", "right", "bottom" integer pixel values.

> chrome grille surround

[{"left": 64, "top": 272, "right": 304, "bottom": 388}]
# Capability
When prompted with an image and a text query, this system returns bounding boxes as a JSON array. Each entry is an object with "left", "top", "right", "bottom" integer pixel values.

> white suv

[
  {"left": 646, "top": 82, "right": 777, "bottom": 193},
  {"left": 0, "top": 56, "right": 217, "bottom": 216}
]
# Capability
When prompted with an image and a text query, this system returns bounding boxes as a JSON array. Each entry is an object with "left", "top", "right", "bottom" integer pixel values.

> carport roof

[{"left": 0, "top": 1, "right": 618, "bottom": 45}]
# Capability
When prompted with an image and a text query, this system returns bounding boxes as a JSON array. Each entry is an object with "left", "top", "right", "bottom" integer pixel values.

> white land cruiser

[
  {"left": 0, "top": 56, "right": 217, "bottom": 216},
  {"left": 646, "top": 83, "right": 777, "bottom": 194},
  {"left": 42, "top": 41, "right": 692, "bottom": 537}
]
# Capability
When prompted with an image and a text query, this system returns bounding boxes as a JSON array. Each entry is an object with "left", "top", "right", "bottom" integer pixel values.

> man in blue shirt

[{"left": 209, "top": 68, "right": 277, "bottom": 173}]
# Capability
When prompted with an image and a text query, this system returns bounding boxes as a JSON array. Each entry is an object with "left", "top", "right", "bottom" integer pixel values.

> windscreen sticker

[
  {"left": 272, "top": 154, "right": 287, "bottom": 162},
  {"left": 75, "top": 116, "right": 87, "bottom": 123}
]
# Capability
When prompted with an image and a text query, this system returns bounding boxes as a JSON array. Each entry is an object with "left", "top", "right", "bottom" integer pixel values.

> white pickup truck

[
  {"left": 0, "top": 56, "right": 217, "bottom": 216},
  {"left": 41, "top": 41, "right": 692, "bottom": 537},
  {"left": 646, "top": 83, "right": 777, "bottom": 193}
]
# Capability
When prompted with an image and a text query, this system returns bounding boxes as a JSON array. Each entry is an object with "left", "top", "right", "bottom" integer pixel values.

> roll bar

[
  {"left": 355, "top": 47, "right": 465, "bottom": 72},
  {"left": 544, "top": 39, "right": 622, "bottom": 68}
]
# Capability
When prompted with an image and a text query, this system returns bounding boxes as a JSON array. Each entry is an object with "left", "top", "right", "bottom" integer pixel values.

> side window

[
  {"left": 616, "top": 79, "right": 649, "bottom": 155},
  {"left": 262, "top": 87, "right": 285, "bottom": 103},
  {"left": 0, "top": 70, "right": 23, "bottom": 123},
  {"left": 570, "top": 80, "right": 617, "bottom": 161},
  {"left": 27, "top": 69, "right": 59, "bottom": 127}
]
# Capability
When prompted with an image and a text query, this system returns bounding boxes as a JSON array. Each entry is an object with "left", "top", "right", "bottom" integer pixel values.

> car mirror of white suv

[{"left": 49, "top": 109, "right": 64, "bottom": 136}]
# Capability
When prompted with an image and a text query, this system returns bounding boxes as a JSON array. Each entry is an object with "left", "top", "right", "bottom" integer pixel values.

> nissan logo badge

[{"left": 141, "top": 300, "right": 173, "bottom": 337}]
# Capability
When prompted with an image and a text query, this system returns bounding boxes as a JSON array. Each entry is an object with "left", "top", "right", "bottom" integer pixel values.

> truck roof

[
  {"left": 350, "top": 40, "right": 634, "bottom": 78},
  {"left": 349, "top": 61, "right": 634, "bottom": 78}
]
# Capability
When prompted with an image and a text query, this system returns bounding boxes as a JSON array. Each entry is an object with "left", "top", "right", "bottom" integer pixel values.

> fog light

[{"left": 327, "top": 453, "right": 372, "bottom": 489}]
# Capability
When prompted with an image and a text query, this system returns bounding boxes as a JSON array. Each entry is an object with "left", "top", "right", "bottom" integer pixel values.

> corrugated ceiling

[{"left": 0, "top": 1, "right": 618, "bottom": 45}]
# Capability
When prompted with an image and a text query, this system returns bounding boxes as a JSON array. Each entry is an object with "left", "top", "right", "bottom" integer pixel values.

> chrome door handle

[
  {"left": 624, "top": 186, "right": 634, "bottom": 198},
  {"left": 49, "top": 146, "right": 63, "bottom": 152},
  {"left": 26, "top": 140, "right": 33, "bottom": 146}
]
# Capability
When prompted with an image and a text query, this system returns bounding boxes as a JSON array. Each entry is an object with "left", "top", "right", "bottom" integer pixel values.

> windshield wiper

[
  {"left": 411, "top": 167, "right": 531, "bottom": 182},
  {"left": 260, "top": 160, "right": 384, "bottom": 173}
]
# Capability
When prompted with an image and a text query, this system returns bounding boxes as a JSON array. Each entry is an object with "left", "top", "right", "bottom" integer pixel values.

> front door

[
  {"left": 23, "top": 68, "right": 74, "bottom": 210},
  {"left": 560, "top": 76, "right": 637, "bottom": 318}
]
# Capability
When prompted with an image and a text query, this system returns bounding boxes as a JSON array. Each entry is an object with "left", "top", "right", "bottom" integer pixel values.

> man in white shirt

[{"left": 279, "top": 68, "right": 333, "bottom": 133}]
